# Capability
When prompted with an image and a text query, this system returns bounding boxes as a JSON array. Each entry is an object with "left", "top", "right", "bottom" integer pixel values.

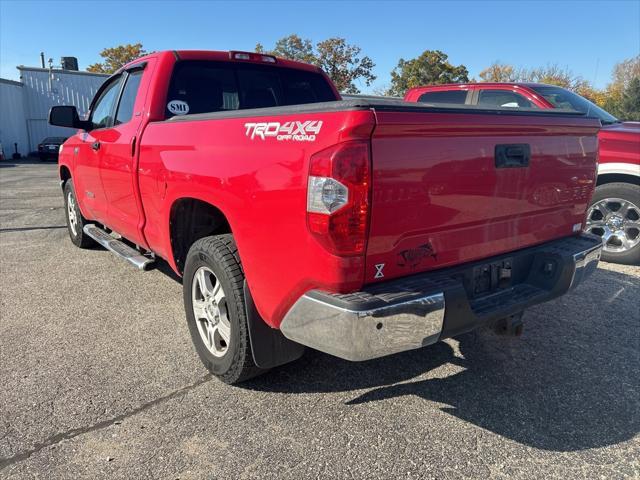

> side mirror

[{"left": 49, "top": 106, "right": 90, "bottom": 130}]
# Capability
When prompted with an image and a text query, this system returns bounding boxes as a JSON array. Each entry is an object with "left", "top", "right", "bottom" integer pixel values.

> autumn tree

[
  {"left": 257, "top": 34, "right": 376, "bottom": 93},
  {"left": 479, "top": 62, "right": 516, "bottom": 82},
  {"left": 87, "top": 43, "right": 147, "bottom": 74},
  {"left": 387, "top": 50, "right": 469, "bottom": 96}
]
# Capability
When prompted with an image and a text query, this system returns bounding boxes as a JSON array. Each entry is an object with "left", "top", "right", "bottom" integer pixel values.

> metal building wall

[
  {"left": 0, "top": 78, "right": 30, "bottom": 157},
  {"left": 19, "top": 67, "right": 108, "bottom": 151}
]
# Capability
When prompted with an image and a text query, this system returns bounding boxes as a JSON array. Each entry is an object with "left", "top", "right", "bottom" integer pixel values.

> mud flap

[{"left": 244, "top": 281, "right": 305, "bottom": 369}]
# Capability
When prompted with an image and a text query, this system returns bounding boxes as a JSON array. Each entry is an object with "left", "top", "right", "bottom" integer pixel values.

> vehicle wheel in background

[
  {"left": 183, "top": 234, "right": 265, "bottom": 384},
  {"left": 585, "top": 182, "right": 640, "bottom": 265},
  {"left": 63, "top": 180, "right": 95, "bottom": 248}
]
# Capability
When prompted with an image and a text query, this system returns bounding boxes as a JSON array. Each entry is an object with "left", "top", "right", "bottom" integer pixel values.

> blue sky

[{"left": 1, "top": 0, "right": 638, "bottom": 92}]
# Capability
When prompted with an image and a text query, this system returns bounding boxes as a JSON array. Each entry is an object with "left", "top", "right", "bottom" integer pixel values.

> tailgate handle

[{"left": 495, "top": 144, "right": 530, "bottom": 168}]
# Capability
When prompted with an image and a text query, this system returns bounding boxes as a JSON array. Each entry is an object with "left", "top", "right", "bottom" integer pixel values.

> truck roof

[
  {"left": 407, "top": 82, "right": 563, "bottom": 94},
  {"left": 120, "top": 50, "right": 324, "bottom": 74}
]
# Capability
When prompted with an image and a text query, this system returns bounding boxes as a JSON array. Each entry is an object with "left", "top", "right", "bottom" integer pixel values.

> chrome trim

[
  {"left": 83, "top": 224, "right": 154, "bottom": 270},
  {"left": 569, "top": 233, "right": 602, "bottom": 290},
  {"left": 280, "top": 291, "right": 445, "bottom": 361}
]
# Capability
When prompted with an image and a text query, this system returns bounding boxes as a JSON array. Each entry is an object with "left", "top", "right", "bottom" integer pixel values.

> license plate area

[{"left": 470, "top": 258, "right": 513, "bottom": 298}]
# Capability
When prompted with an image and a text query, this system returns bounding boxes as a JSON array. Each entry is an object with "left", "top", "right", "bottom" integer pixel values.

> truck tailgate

[{"left": 366, "top": 109, "right": 600, "bottom": 282}]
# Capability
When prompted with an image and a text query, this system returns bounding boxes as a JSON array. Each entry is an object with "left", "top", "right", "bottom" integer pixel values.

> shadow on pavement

[
  {"left": 0, "top": 225, "right": 66, "bottom": 233},
  {"left": 0, "top": 157, "right": 52, "bottom": 167},
  {"left": 245, "top": 266, "right": 640, "bottom": 452}
]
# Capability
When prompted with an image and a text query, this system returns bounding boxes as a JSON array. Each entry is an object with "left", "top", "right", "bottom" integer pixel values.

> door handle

[
  {"left": 495, "top": 144, "right": 530, "bottom": 168},
  {"left": 91, "top": 141, "right": 101, "bottom": 151}
]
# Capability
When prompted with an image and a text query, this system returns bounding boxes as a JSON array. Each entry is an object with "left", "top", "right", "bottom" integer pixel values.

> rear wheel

[
  {"left": 183, "top": 235, "right": 264, "bottom": 384},
  {"left": 63, "top": 181, "right": 95, "bottom": 248},
  {"left": 585, "top": 182, "right": 640, "bottom": 265}
]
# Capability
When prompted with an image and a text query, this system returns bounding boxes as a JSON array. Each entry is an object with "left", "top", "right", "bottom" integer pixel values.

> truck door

[
  {"left": 74, "top": 75, "right": 124, "bottom": 222},
  {"left": 96, "top": 63, "right": 149, "bottom": 247}
]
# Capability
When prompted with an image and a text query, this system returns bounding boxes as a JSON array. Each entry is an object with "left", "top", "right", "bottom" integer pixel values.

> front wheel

[
  {"left": 585, "top": 182, "right": 640, "bottom": 265},
  {"left": 183, "top": 235, "right": 265, "bottom": 384}
]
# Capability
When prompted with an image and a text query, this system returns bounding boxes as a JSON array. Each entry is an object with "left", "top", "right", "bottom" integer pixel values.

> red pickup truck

[
  {"left": 406, "top": 83, "right": 640, "bottom": 264},
  {"left": 50, "top": 50, "right": 602, "bottom": 383}
]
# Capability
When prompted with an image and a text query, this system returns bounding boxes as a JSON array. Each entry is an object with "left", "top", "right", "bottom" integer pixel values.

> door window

[
  {"left": 90, "top": 77, "right": 123, "bottom": 129},
  {"left": 477, "top": 89, "right": 536, "bottom": 108},
  {"left": 115, "top": 70, "right": 144, "bottom": 125}
]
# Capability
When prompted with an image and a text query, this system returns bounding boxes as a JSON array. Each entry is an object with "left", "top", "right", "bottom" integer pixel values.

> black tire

[
  {"left": 183, "top": 235, "right": 265, "bottom": 384},
  {"left": 587, "top": 182, "right": 640, "bottom": 265},
  {"left": 63, "top": 181, "right": 95, "bottom": 248}
]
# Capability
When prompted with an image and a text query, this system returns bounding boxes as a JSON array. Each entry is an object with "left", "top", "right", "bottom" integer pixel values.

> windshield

[{"left": 530, "top": 85, "right": 619, "bottom": 124}]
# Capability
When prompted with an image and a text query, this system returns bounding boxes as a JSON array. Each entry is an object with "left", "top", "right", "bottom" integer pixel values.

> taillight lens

[{"left": 307, "top": 141, "right": 370, "bottom": 256}]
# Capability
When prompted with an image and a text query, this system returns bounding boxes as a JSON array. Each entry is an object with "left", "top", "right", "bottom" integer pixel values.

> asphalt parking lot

[{"left": 0, "top": 160, "right": 638, "bottom": 479}]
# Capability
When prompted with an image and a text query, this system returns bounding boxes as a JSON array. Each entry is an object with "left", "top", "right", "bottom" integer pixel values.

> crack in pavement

[{"left": 0, "top": 374, "right": 212, "bottom": 471}]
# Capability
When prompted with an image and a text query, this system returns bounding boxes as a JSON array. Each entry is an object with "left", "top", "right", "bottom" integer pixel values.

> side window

[
  {"left": 417, "top": 90, "right": 468, "bottom": 105},
  {"left": 90, "top": 77, "right": 123, "bottom": 129},
  {"left": 115, "top": 70, "right": 143, "bottom": 125},
  {"left": 477, "top": 90, "right": 536, "bottom": 108}
]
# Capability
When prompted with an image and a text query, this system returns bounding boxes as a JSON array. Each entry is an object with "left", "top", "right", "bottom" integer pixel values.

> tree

[
  {"left": 315, "top": 38, "right": 376, "bottom": 93},
  {"left": 479, "top": 62, "right": 516, "bottom": 82},
  {"left": 612, "top": 77, "right": 640, "bottom": 121},
  {"left": 271, "top": 34, "right": 316, "bottom": 64},
  {"left": 87, "top": 43, "right": 147, "bottom": 74},
  {"left": 602, "top": 55, "right": 640, "bottom": 117},
  {"left": 387, "top": 50, "right": 469, "bottom": 96},
  {"left": 257, "top": 34, "right": 376, "bottom": 94},
  {"left": 611, "top": 55, "right": 640, "bottom": 91}
]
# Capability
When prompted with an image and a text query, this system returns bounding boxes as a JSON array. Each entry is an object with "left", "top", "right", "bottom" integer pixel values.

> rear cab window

[
  {"left": 417, "top": 90, "right": 469, "bottom": 105},
  {"left": 165, "top": 60, "right": 337, "bottom": 118}
]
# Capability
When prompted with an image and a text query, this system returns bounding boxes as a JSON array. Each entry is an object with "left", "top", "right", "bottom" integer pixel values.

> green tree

[
  {"left": 257, "top": 34, "right": 376, "bottom": 94},
  {"left": 603, "top": 55, "right": 640, "bottom": 118},
  {"left": 613, "top": 77, "right": 640, "bottom": 121},
  {"left": 315, "top": 38, "right": 375, "bottom": 93},
  {"left": 387, "top": 50, "right": 469, "bottom": 96},
  {"left": 87, "top": 43, "right": 147, "bottom": 74},
  {"left": 271, "top": 34, "right": 316, "bottom": 64}
]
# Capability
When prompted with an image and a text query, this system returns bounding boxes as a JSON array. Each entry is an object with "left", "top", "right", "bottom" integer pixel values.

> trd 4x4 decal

[{"left": 244, "top": 121, "right": 322, "bottom": 141}]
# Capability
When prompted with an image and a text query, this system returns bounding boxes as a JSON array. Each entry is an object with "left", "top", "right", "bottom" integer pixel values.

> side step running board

[{"left": 83, "top": 224, "right": 154, "bottom": 270}]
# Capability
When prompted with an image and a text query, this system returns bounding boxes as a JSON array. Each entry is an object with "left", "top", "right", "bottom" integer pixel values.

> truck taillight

[{"left": 307, "top": 141, "right": 370, "bottom": 256}]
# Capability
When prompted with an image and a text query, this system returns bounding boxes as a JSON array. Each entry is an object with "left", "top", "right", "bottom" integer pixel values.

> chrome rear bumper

[
  {"left": 280, "top": 234, "right": 602, "bottom": 362},
  {"left": 281, "top": 292, "right": 445, "bottom": 361}
]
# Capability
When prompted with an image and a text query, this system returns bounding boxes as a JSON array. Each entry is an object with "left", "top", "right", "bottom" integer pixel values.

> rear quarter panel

[{"left": 138, "top": 109, "right": 375, "bottom": 326}]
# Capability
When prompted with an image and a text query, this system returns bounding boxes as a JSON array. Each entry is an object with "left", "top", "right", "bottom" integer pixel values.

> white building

[{"left": 0, "top": 66, "right": 108, "bottom": 156}]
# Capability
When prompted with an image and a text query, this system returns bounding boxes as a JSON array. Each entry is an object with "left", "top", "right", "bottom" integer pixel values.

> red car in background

[{"left": 406, "top": 83, "right": 640, "bottom": 264}]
